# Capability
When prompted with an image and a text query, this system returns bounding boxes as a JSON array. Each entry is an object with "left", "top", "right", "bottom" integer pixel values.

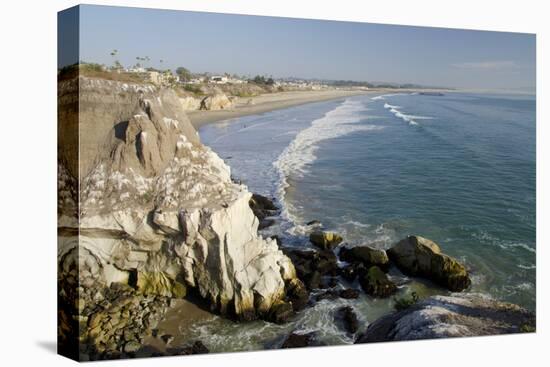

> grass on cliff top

[{"left": 58, "top": 63, "right": 152, "bottom": 85}]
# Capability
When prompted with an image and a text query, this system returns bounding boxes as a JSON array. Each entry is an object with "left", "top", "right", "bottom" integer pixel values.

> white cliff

[{"left": 58, "top": 77, "right": 299, "bottom": 321}]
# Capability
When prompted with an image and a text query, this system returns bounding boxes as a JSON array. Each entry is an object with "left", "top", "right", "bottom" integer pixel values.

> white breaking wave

[
  {"left": 384, "top": 103, "right": 432, "bottom": 126},
  {"left": 384, "top": 103, "right": 401, "bottom": 109},
  {"left": 273, "top": 99, "right": 383, "bottom": 231}
]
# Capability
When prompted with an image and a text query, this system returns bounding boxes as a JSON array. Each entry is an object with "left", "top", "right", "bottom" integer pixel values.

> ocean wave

[
  {"left": 273, "top": 99, "right": 383, "bottom": 229},
  {"left": 470, "top": 229, "right": 536, "bottom": 254},
  {"left": 388, "top": 106, "right": 433, "bottom": 126},
  {"left": 379, "top": 97, "right": 433, "bottom": 126}
]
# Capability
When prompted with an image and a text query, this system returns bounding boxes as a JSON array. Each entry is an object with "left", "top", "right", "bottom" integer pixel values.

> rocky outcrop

[
  {"left": 309, "top": 231, "right": 343, "bottom": 250},
  {"left": 335, "top": 306, "right": 359, "bottom": 334},
  {"left": 249, "top": 193, "right": 279, "bottom": 230},
  {"left": 179, "top": 96, "right": 201, "bottom": 111},
  {"left": 58, "top": 77, "right": 302, "bottom": 358},
  {"left": 339, "top": 245, "right": 389, "bottom": 269},
  {"left": 284, "top": 248, "right": 339, "bottom": 290},
  {"left": 387, "top": 236, "right": 471, "bottom": 291},
  {"left": 315, "top": 288, "right": 360, "bottom": 302},
  {"left": 179, "top": 93, "right": 233, "bottom": 111},
  {"left": 356, "top": 294, "right": 535, "bottom": 343},
  {"left": 281, "top": 332, "right": 316, "bottom": 349},
  {"left": 205, "top": 93, "right": 233, "bottom": 110},
  {"left": 358, "top": 266, "right": 397, "bottom": 297}
]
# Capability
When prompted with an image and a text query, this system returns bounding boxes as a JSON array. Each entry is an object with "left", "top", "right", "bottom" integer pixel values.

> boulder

[
  {"left": 387, "top": 236, "right": 471, "bottom": 291},
  {"left": 281, "top": 332, "right": 315, "bottom": 349},
  {"left": 304, "top": 271, "right": 322, "bottom": 290},
  {"left": 267, "top": 300, "right": 294, "bottom": 324},
  {"left": 314, "top": 287, "right": 359, "bottom": 302},
  {"left": 249, "top": 193, "right": 278, "bottom": 212},
  {"left": 339, "top": 288, "right": 361, "bottom": 299},
  {"left": 204, "top": 93, "right": 233, "bottom": 110},
  {"left": 179, "top": 96, "right": 201, "bottom": 111},
  {"left": 359, "top": 266, "right": 397, "bottom": 297},
  {"left": 284, "top": 249, "right": 339, "bottom": 290},
  {"left": 258, "top": 218, "right": 276, "bottom": 230},
  {"left": 123, "top": 341, "right": 141, "bottom": 353},
  {"left": 336, "top": 306, "right": 359, "bottom": 334},
  {"left": 306, "top": 220, "right": 321, "bottom": 226},
  {"left": 249, "top": 193, "right": 279, "bottom": 229},
  {"left": 136, "top": 272, "right": 186, "bottom": 299},
  {"left": 339, "top": 245, "right": 389, "bottom": 269},
  {"left": 356, "top": 294, "right": 536, "bottom": 343},
  {"left": 309, "top": 231, "right": 343, "bottom": 250},
  {"left": 165, "top": 341, "right": 209, "bottom": 355},
  {"left": 286, "top": 278, "right": 309, "bottom": 311},
  {"left": 160, "top": 334, "right": 174, "bottom": 345},
  {"left": 339, "top": 263, "right": 367, "bottom": 282}
]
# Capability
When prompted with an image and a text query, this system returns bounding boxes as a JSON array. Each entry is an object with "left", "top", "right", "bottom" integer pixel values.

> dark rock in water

[
  {"left": 286, "top": 278, "right": 309, "bottom": 311},
  {"left": 306, "top": 220, "right": 322, "bottom": 226},
  {"left": 356, "top": 294, "right": 536, "bottom": 343},
  {"left": 249, "top": 193, "right": 279, "bottom": 230},
  {"left": 284, "top": 248, "right": 339, "bottom": 290},
  {"left": 258, "top": 218, "right": 276, "bottom": 230},
  {"left": 249, "top": 193, "right": 279, "bottom": 220},
  {"left": 359, "top": 266, "right": 397, "bottom": 297},
  {"left": 336, "top": 306, "right": 359, "bottom": 334},
  {"left": 270, "top": 235, "right": 282, "bottom": 246},
  {"left": 304, "top": 271, "right": 322, "bottom": 290},
  {"left": 309, "top": 230, "right": 343, "bottom": 250},
  {"left": 166, "top": 341, "right": 210, "bottom": 355},
  {"left": 339, "top": 262, "right": 369, "bottom": 282},
  {"left": 250, "top": 193, "right": 278, "bottom": 211},
  {"left": 316, "top": 288, "right": 360, "bottom": 302},
  {"left": 268, "top": 300, "right": 294, "bottom": 324},
  {"left": 190, "top": 341, "right": 209, "bottom": 354},
  {"left": 339, "top": 288, "right": 360, "bottom": 299},
  {"left": 281, "top": 332, "right": 315, "bottom": 349},
  {"left": 315, "top": 253, "right": 339, "bottom": 275},
  {"left": 160, "top": 334, "right": 174, "bottom": 345},
  {"left": 320, "top": 276, "right": 338, "bottom": 289},
  {"left": 387, "top": 235, "right": 471, "bottom": 291},
  {"left": 339, "top": 245, "right": 390, "bottom": 270}
]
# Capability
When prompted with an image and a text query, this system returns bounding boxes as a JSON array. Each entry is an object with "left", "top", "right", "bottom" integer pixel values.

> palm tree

[{"left": 110, "top": 49, "right": 122, "bottom": 70}]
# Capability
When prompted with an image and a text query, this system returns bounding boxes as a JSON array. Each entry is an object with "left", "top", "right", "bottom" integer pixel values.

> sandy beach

[{"left": 187, "top": 89, "right": 371, "bottom": 129}]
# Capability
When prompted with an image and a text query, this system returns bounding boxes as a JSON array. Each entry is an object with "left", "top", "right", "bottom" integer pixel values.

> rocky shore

[
  {"left": 58, "top": 77, "right": 305, "bottom": 360},
  {"left": 58, "top": 76, "right": 534, "bottom": 360}
]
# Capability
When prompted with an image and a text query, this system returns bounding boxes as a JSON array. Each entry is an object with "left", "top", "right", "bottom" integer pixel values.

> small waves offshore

[{"left": 383, "top": 101, "right": 433, "bottom": 126}]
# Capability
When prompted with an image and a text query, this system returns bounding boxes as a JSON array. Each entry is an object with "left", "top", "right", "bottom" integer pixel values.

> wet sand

[{"left": 143, "top": 298, "right": 216, "bottom": 353}]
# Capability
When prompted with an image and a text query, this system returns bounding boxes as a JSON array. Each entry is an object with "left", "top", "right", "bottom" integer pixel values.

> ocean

[{"left": 193, "top": 91, "right": 536, "bottom": 351}]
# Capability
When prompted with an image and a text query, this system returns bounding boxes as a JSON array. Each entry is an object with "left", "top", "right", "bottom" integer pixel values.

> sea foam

[
  {"left": 382, "top": 99, "right": 432, "bottom": 126},
  {"left": 273, "top": 99, "right": 383, "bottom": 231}
]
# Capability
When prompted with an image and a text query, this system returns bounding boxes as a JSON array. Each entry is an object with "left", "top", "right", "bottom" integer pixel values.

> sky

[{"left": 59, "top": 4, "right": 536, "bottom": 90}]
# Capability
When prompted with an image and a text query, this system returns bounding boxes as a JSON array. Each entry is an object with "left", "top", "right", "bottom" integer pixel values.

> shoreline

[
  {"left": 187, "top": 88, "right": 454, "bottom": 129},
  {"left": 187, "top": 89, "right": 371, "bottom": 129}
]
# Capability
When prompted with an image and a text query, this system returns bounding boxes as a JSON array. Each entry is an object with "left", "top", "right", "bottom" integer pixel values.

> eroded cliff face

[{"left": 58, "top": 77, "right": 298, "bottom": 332}]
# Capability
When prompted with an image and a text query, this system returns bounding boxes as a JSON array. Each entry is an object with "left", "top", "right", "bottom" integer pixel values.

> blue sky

[{"left": 63, "top": 4, "right": 535, "bottom": 90}]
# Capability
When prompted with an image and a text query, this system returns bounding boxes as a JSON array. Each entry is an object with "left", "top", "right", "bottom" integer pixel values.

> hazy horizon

[{"left": 59, "top": 4, "right": 536, "bottom": 91}]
